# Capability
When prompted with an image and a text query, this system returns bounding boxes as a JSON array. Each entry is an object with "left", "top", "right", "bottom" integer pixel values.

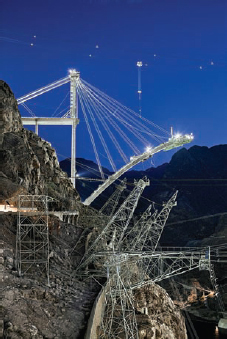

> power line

[{"left": 166, "top": 212, "right": 227, "bottom": 226}]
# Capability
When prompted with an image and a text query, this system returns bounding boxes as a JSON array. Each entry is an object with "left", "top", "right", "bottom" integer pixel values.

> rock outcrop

[
  {"left": 2, "top": 213, "right": 100, "bottom": 339},
  {"left": 0, "top": 80, "right": 79, "bottom": 209},
  {"left": 0, "top": 81, "right": 22, "bottom": 137},
  {"left": 135, "top": 284, "right": 187, "bottom": 339}
]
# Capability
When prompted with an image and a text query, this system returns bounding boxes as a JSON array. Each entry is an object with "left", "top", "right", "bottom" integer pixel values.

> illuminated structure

[
  {"left": 83, "top": 133, "right": 193, "bottom": 205},
  {"left": 137, "top": 61, "right": 143, "bottom": 116},
  {"left": 17, "top": 71, "right": 194, "bottom": 204}
]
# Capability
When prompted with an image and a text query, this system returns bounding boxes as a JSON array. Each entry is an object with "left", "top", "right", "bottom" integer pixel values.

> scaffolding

[
  {"left": 99, "top": 258, "right": 138, "bottom": 339},
  {"left": 16, "top": 195, "right": 52, "bottom": 285}
]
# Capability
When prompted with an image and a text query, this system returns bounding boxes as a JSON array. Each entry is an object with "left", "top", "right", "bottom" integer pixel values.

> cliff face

[
  {"left": 0, "top": 81, "right": 22, "bottom": 137},
  {"left": 0, "top": 80, "right": 79, "bottom": 209},
  {"left": 135, "top": 284, "right": 187, "bottom": 339},
  {"left": 154, "top": 145, "right": 227, "bottom": 246}
]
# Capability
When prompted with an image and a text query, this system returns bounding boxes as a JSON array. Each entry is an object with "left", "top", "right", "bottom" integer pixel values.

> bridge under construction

[{"left": 15, "top": 71, "right": 226, "bottom": 338}]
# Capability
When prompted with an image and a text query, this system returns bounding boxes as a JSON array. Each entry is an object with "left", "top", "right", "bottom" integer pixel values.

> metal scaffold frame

[
  {"left": 99, "top": 262, "right": 139, "bottom": 339},
  {"left": 16, "top": 195, "right": 51, "bottom": 285}
]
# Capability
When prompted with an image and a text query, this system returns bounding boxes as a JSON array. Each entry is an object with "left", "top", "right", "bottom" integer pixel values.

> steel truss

[
  {"left": 122, "top": 191, "right": 178, "bottom": 252},
  {"left": 77, "top": 177, "right": 150, "bottom": 271},
  {"left": 78, "top": 178, "right": 127, "bottom": 229},
  {"left": 91, "top": 248, "right": 210, "bottom": 285},
  {"left": 16, "top": 195, "right": 52, "bottom": 285},
  {"left": 77, "top": 181, "right": 215, "bottom": 338},
  {"left": 91, "top": 248, "right": 211, "bottom": 339},
  {"left": 99, "top": 260, "right": 138, "bottom": 339}
]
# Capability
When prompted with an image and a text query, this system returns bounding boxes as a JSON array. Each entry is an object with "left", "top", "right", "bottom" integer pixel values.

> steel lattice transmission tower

[{"left": 16, "top": 195, "right": 52, "bottom": 285}]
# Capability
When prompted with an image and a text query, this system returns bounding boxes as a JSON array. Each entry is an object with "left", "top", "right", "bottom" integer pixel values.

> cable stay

[
  {"left": 17, "top": 71, "right": 194, "bottom": 195},
  {"left": 80, "top": 78, "right": 168, "bottom": 142},
  {"left": 17, "top": 76, "right": 70, "bottom": 104},
  {"left": 78, "top": 81, "right": 137, "bottom": 160},
  {"left": 78, "top": 87, "right": 105, "bottom": 180},
  {"left": 51, "top": 91, "right": 69, "bottom": 117},
  {"left": 77, "top": 82, "right": 117, "bottom": 172},
  {"left": 20, "top": 103, "right": 36, "bottom": 117},
  {"left": 78, "top": 80, "right": 142, "bottom": 154}
]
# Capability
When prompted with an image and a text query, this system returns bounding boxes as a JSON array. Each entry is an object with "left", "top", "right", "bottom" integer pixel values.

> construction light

[{"left": 145, "top": 146, "right": 152, "bottom": 152}]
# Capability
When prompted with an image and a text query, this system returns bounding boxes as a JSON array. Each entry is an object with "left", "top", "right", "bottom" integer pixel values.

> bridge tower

[{"left": 69, "top": 69, "right": 79, "bottom": 187}]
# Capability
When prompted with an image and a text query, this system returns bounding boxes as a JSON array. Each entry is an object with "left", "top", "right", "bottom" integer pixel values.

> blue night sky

[{"left": 1, "top": 0, "right": 226, "bottom": 171}]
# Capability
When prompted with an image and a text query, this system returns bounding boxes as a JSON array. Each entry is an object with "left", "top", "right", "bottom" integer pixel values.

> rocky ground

[
  {"left": 0, "top": 80, "right": 79, "bottom": 210},
  {"left": 2, "top": 213, "right": 101, "bottom": 339},
  {"left": 135, "top": 284, "right": 187, "bottom": 339}
]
